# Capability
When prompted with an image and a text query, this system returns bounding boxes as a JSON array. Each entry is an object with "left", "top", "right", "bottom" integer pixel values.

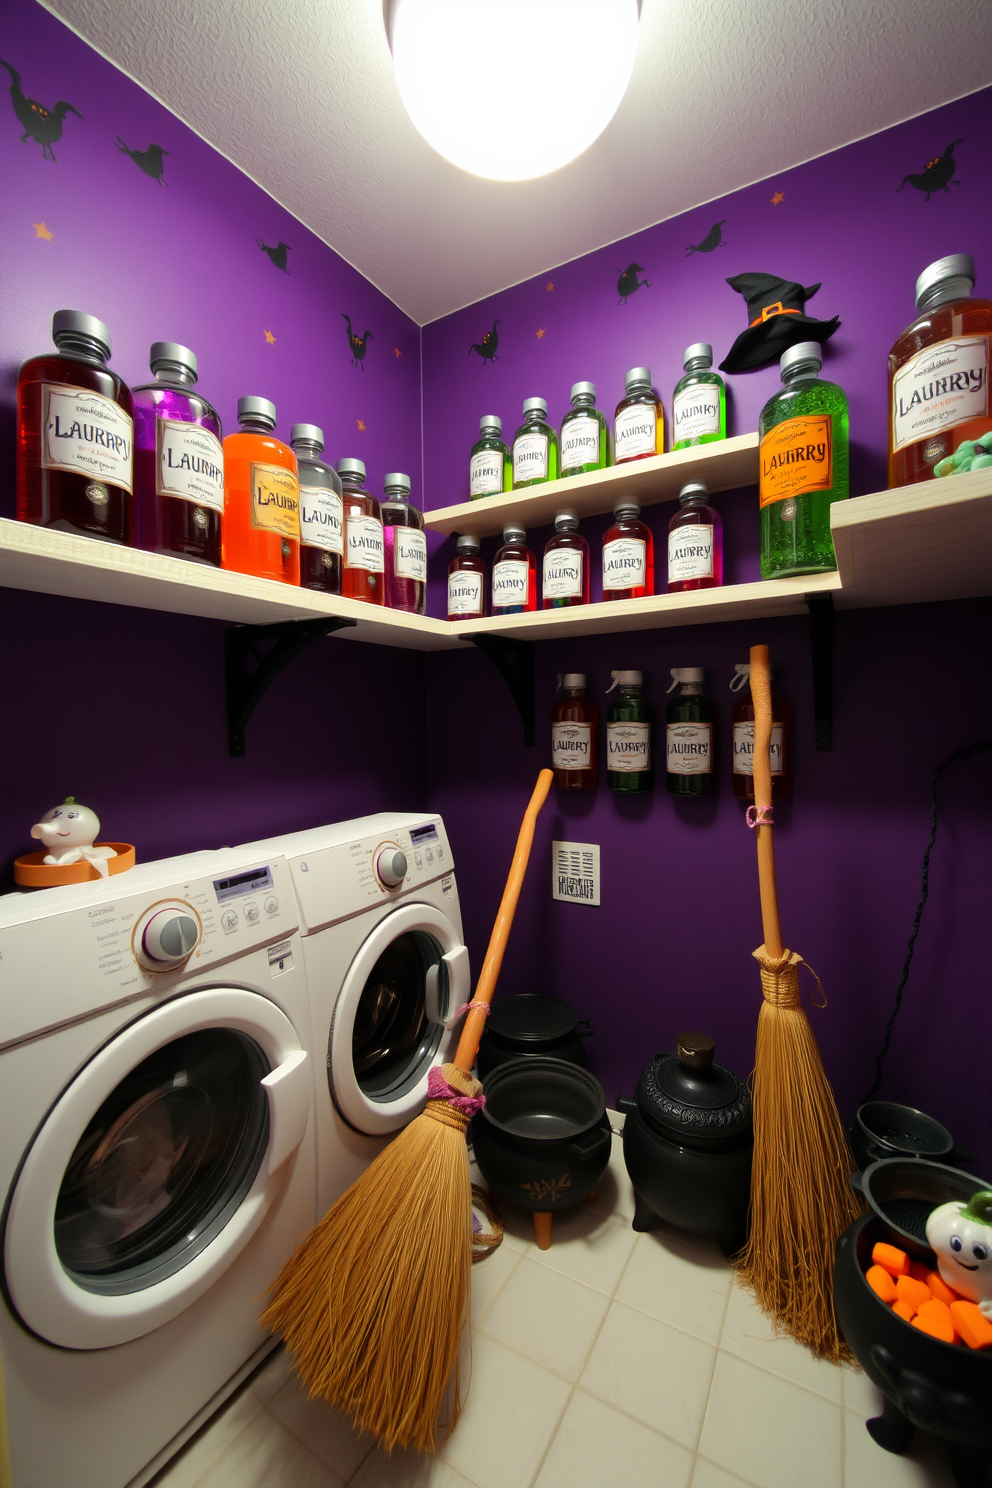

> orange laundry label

[
  {"left": 759, "top": 417, "right": 832, "bottom": 507},
  {"left": 251, "top": 462, "right": 300, "bottom": 539}
]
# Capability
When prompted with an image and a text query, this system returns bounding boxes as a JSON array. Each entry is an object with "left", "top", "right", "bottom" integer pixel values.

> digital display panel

[
  {"left": 410, "top": 823, "right": 438, "bottom": 845},
  {"left": 213, "top": 865, "right": 274, "bottom": 902}
]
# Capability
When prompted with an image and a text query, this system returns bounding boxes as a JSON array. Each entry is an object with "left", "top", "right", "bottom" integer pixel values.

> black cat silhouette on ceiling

[
  {"left": 898, "top": 140, "right": 964, "bottom": 201},
  {"left": 0, "top": 60, "right": 81, "bottom": 161},
  {"left": 617, "top": 264, "right": 650, "bottom": 303},
  {"left": 343, "top": 315, "right": 372, "bottom": 369},
  {"left": 258, "top": 240, "right": 291, "bottom": 273},
  {"left": 469, "top": 320, "right": 500, "bottom": 364},
  {"left": 686, "top": 221, "right": 726, "bottom": 256},
  {"left": 117, "top": 138, "right": 168, "bottom": 184}
]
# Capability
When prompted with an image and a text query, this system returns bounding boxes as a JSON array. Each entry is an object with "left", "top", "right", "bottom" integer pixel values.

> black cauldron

[
  {"left": 472, "top": 1057, "right": 611, "bottom": 1215},
  {"left": 851, "top": 1100, "right": 956, "bottom": 1172},
  {"left": 852, "top": 1158, "right": 987, "bottom": 1260},
  {"left": 476, "top": 994, "right": 592, "bottom": 1079},
  {"left": 835, "top": 1212, "right": 992, "bottom": 1488},
  {"left": 618, "top": 1031, "right": 752, "bottom": 1255}
]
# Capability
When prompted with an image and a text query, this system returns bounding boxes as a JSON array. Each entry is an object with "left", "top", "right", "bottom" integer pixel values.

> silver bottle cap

[
  {"left": 554, "top": 509, "right": 579, "bottom": 530},
  {"left": 624, "top": 367, "right": 652, "bottom": 390},
  {"left": 915, "top": 254, "right": 974, "bottom": 309},
  {"left": 384, "top": 472, "right": 411, "bottom": 494},
  {"left": 237, "top": 395, "right": 277, "bottom": 429},
  {"left": 570, "top": 381, "right": 596, "bottom": 401},
  {"left": 52, "top": 310, "right": 111, "bottom": 359},
  {"left": 522, "top": 397, "right": 547, "bottom": 416},
  {"left": 502, "top": 523, "right": 526, "bottom": 543},
  {"left": 614, "top": 497, "right": 641, "bottom": 518},
  {"left": 679, "top": 480, "right": 709, "bottom": 502},
  {"left": 336, "top": 457, "right": 366, "bottom": 480},
  {"left": 456, "top": 533, "right": 481, "bottom": 554},
  {"left": 561, "top": 673, "right": 587, "bottom": 689},
  {"left": 683, "top": 342, "right": 712, "bottom": 367},
  {"left": 150, "top": 341, "right": 198, "bottom": 380},
  {"left": 479, "top": 414, "right": 502, "bottom": 433},
  {"left": 780, "top": 342, "right": 822, "bottom": 377},
  {"left": 290, "top": 423, "right": 324, "bottom": 449}
]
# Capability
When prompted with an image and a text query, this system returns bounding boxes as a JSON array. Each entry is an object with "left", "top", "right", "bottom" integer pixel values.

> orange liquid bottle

[{"left": 222, "top": 397, "right": 299, "bottom": 584}]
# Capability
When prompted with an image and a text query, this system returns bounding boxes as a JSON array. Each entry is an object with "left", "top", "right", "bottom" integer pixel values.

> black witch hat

[{"left": 719, "top": 273, "right": 840, "bottom": 373}]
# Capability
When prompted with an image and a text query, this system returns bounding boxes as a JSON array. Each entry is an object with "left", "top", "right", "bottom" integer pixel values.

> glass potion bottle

[
  {"left": 758, "top": 342, "right": 849, "bottom": 580},
  {"left": 291, "top": 424, "right": 342, "bottom": 594},
  {"left": 222, "top": 397, "right": 299, "bottom": 584},
  {"left": 606, "top": 670, "right": 652, "bottom": 793},
  {"left": 666, "top": 667, "right": 716, "bottom": 797},
  {"left": 17, "top": 309, "right": 134, "bottom": 544},
  {"left": 560, "top": 382, "right": 609, "bottom": 476},
  {"left": 602, "top": 498, "right": 654, "bottom": 601},
  {"left": 730, "top": 663, "right": 791, "bottom": 802},
  {"left": 470, "top": 415, "right": 512, "bottom": 499},
  {"left": 447, "top": 533, "right": 486, "bottom": 619},
  {"left": 542, "top": 510, "right": 589, "bottom": 608},
  {"left": 672, "top": 343, "right": 726, "bottom": 449},
  {"left": 132, "top": 342, "right": 223, "bottom": 565},
  {"left": 888, "top": 254, "right": 992, "bottom": 487},
  {"left": 512, "top": 398, "right": 559, "bottom": 489},
  {"left": 613, "top": 368, "right": 664, "bottom": 464},
  {"left": 552, "top": 673, "right": 598, "bottom": 791},
  {"left": 382, "top": 473, "right": 427, "bottom": 614},
  {"left": 492, "top": 523, "right": 536, "bottom": 614},
  {"left": 336, "top": 458, "right": 384, "bottom": 605},
  {"left": 667, "top": 480, "right": 723, "bottom": 592}
]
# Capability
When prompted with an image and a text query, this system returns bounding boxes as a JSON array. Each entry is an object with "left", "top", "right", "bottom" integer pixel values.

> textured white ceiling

[{"left": 43, "top": 0, "right": 992, "bottom": 324}]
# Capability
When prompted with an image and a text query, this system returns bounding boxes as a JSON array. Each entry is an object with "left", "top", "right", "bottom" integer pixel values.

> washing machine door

[
  {"left": 3, "top": 988, "right": 310, "bottom": 1350},
  {"left": 328, "top": 902, "right": 470, "bottom": 1135}
]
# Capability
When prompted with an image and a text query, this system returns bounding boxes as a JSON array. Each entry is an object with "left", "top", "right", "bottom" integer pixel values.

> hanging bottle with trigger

[
  {"left": 730, "top": 663, "right": 791, "bottom": 802},
  {"left": 666, "top": 667, "right": 716, "bottom": 797},
  {"left": 606, "top": 670, "right": 652, "bottom": 793}
]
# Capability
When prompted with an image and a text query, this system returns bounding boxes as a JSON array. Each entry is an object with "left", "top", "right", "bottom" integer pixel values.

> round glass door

[{"left": 351, "top": 931, "right": 447, "bottom": 1100}]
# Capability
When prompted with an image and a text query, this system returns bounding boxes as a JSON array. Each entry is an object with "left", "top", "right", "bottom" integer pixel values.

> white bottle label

[
  {"left": 394, "top": 526, "right": 427, "bottom": 581},
  {"left": 891, "top": 335, "right": 990, "bottom": 452},
  {"left": 673, "top": 385, "right": 721, "bottom": 443},
  {"left": 553, "top": 722, "right": 592, "bottom": 770},
  {"left": 543, "top": 548, "right": 583, "bottom": 599},
  {"left": 42, "top": 383, "right": 134, "bottom": 493},
  {"left": 614, "top": 404, "right": 656, "bottom": 460},
  {"left": 346, "top": 513, "right": 384, "bottom": 571},
  {"left": 492, "top": 558, "right": 529, "bottom": 608},
  {"left": 607, "top": 721, "right": 650, "bottom": 772},
  {"left": 300, "top": 483, "right": 343, "bottom": 553},
  {"left": 733, "top": 721, "right": 785, "bottom": 776},
  {"left": 155, "top": 419, "right": 224, "bottom": 510},
  {"left": 561, "top": 415, "right": 599, "bottom": 470},
  {"left": 513, "top": 431, "right": 548, "bottom": 483},
  {"left": 602, "top": 537, "right": 646, "bottom": 591},
  {"left": 667, "top": 722, "right": 713, "bottom": 775},
  {"left": 668, "top": 524, "right": 714, "bottom": 583},
  {"left": 448, "top": 569, "right": 483, "bottom": 616},
  {"left": 470, "top": 449, "right": 504, "bottom": 497}
]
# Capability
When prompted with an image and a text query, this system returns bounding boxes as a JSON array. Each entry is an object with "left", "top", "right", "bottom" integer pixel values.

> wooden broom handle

[
  {"left": 453, "top": 768, "right": 554, "bottom": 1072},
  {"left": 750, "top": 645, "right": 783, "bottom": 958}
]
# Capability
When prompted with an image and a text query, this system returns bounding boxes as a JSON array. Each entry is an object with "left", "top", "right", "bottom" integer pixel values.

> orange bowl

[{"left": 14, "top": 844, "right": 137, "bottom": 888}]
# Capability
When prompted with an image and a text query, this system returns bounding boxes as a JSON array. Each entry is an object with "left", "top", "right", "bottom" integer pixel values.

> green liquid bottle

[
  {"left": 469, "top": 414, "right": 512, "bottom": 500},
  {"left": 606, "top": 669, "right": 652, "bottom": 793},
  {"left": 560, "top": 381, "right": 609, "bottom": 476},
  {"left": 666, "top": 667, "right": 716, "bottom": 798},
  {"left": 672, "top": 343, "right": 726, "bottom": 449},
  {"left": 512, "top": 397, "right": 559, "bottom": 489},
  {"left": 758, "top": 341, "right": 849, "bottom": 580}
]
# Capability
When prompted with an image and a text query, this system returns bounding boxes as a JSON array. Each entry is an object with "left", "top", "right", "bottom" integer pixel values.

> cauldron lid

[
  {"left": 487, "top": 994, "right": 577, "bottom": 1046},
  {"left": 637, "top": 1032, "right": 751, "bottom": 1139}
]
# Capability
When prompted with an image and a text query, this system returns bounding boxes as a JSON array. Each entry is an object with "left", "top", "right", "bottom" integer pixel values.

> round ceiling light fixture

[{"left": 387, "top": 0, "right": 641, "bottom": 182}]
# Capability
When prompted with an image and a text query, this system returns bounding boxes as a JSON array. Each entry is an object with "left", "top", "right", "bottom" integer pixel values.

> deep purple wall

[{"left": 422, "top": 90, "right": 992, "bottom": 1172}]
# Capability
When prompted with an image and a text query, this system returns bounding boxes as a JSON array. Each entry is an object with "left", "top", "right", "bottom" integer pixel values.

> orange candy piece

[
  {"left": 892, "top": 1299, "right": 917, "bottom": 1324},
  {"left": 925, "top": 1270, "right": 960, "bottom": 1306},
  {"left": 949, "top": 1301, "right": 992, "bottom": 1350},
  {"left": 896, "top": 1274, "right": 933, "bottom": 1312},
  {"left": 867, "top": 1265, "right": 898, "bottom": 1303},
  {"left": 913, "top": 1298, "right": 957, "bottom": 1344},
  {"left": 872, "top": 1242, "right": 910, "bottom": 1276}
]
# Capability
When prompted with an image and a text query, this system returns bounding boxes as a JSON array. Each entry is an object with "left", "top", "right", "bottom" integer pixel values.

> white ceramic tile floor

[{"left": 150, "top": 1154, "right": 959, "bottom": 1488}]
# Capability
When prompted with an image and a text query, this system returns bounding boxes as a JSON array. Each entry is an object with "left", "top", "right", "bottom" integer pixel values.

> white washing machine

[
  {"left": 0, "top": 848, "right": 315, "bottom": 1488},
  {"left": 236, "top": 814, "right": 469, "bottom": 1216}
]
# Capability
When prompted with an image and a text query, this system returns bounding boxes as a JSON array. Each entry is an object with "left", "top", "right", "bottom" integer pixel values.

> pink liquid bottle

[
  {"left": 381, "top": 473, "right": 427, "bottom": 614},
  {"left": 667, "top": 480, "right": 723, "bottom": 592},
  {"left": 602, "top": 499, "right": 654, "bottom": 600}
]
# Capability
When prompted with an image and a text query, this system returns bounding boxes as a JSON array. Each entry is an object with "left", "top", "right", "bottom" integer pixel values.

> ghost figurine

[
  {"left": 31, "top": 798, "right": 117, "bottom": 879},
  {"left": 925, "top": 1190, "right": 992, "bottom": 1318}
]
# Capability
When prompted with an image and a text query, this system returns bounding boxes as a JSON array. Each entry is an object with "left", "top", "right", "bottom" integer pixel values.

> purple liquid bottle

[
  {"left": 381, "top": 473, "right": 427, "bottom": 613},
  {"left": 132, "top": 342, "right": 223, "bottom": 565}
]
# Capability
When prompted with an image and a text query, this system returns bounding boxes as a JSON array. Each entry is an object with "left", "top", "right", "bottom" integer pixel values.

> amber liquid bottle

[
  {"left": 888, "top": 253, "right": 992, "bottom": 487},
  {"left": 222, "top": 397, "right": 300, "bottom": 584},
  {"left": 602, "top": 499, "right": 654, "bottom": 600},
  {"left": 17, "top": 309, "right": 134, "bottom": 544},
  {"left": 552, "top": 673, "right": 598, "bottom": 790},
  {"left": 730, "top": 663, "right": 791, "bottom": 802},
  {"left": 337, "top": 458, "right": 384, "bottom": 605},
  {"left": 292, "top": 423, "right": 342, "bottom": 594},
  {"left": 447, "top": 534, "right": 486, "bottom": 619}
]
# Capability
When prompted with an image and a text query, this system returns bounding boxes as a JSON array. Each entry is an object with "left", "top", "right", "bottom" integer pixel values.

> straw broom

[
  {"left": 262, "top": 769, "right": 554, "bottom": 1453},
  {"left": 734, "top": 645, "right": 862, "bottom": 1361}
]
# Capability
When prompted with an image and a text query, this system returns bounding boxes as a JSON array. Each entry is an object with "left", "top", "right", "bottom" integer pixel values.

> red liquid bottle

[
  {"left": 447, "top": 534, "right": 486, "bottom": 619},
  {"left": 336, "top": 458, "right": 384, "bottom": 605},
  {"left": 17, "top": 309, "right": 134, "bottom": 544},
  {"left": 292, "top": 424, "right": 342, "bottom": 594},
  {"left": 552, "top": 673, "right": 598, "bottom": 790},
  {"left": 730, "top": 663, "right": 792, "bottom": 802},
  {"left": 542, "top": 510, "right": 590, "bottom": 608},
  {"left": 602, "top": 499, "right": 654, "bottom": 600},
  {"left": 667, "top": 480, "right": 723, "bottom": 593},
  {"left": 492, "top": 523, "right": 536, "bottom": 614}
]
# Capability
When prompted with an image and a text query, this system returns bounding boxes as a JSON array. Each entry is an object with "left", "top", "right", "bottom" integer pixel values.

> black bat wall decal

[
  {"left": 686, "top": 221, "right": 726, "bottom": 255},
  {"left": 117, "top": 138, "right": 169, "bottom": 184},
  {"left": 897, "top": 140, "right": 964, "bottom": 201},
  {"left": 1, "top": 59, "right": 81, "bottom": 161},
  {"left": 257, "top": 240, "right": 291, "bottom": 273},
  {"left": 469, "top": 319, "right": 500, "bottom": 363},
  {"left": 343, "top": 314, "right": 372, "bottom": 368},
  {"left": 617, "top": 264, "right": 650, "bottom": 303}
]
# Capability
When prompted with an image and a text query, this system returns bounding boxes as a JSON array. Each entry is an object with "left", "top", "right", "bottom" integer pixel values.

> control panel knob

[
  {"left": 135, "top": 904, "right": 201, "bottom": 969},
  {"left": 375, "top": 846, "right": 408, "bottom": 888}
]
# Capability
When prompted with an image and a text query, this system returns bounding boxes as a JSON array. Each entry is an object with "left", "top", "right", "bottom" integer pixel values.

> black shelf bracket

[
  {"left": 470, "top": 635, "right": 536, "bottom": 746},
  {"left": 805, "top": 592, "right": 834, "bottom": 752},
  {"left": 225, "top": 616, "right": 357, "bottom": 757}
]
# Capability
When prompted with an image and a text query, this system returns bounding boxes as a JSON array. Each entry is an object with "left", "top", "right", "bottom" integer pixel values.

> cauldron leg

[
  {"left": 632, "top": 1193, "right": 658, "bottom": 1233},
  {"left": 534, "top": 1212, "right": 552, "bottom": 1250},
  {"left": 866, "top": 1396, "right": 912, "bottom": 1454},
  {"left": 951, "top": 1445, "right": 992, "bottom": 1488}
]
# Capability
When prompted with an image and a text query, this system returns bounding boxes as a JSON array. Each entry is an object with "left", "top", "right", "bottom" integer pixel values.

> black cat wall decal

[
  {"left": 897, "top": 140, "right": 964, "bottom": 201},
  {"left": 617, "top": 264, "right": 650, "bottom": 303},
  {"left": 257, "top": 240, "right": 291, "bottom": 273},
  {"left": 686, "top": 221, "right": 726, "bottom": 256},
  {"left": 116, "top": 138, "right": 169, "bottom": 184},
  {"left": 0, "top": 59, "right": 81, "bottom": 161},
  {"left": 343, "top": 314, "right": 372, "bottom": 369},
  {"left": 469, "top": 320, "right": 500, "bottom": 363}
]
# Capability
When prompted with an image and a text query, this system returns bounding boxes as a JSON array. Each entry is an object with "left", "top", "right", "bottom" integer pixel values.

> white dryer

[
  {"left": 0, "top": 848, "right": 315, "bottom": 1488},
  {"left": 236, "top": 813, "right": 469, "bottom": 1216}
]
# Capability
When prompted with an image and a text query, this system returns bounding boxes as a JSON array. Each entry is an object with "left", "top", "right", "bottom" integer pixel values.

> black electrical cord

[{"left": 864, "top": 739, "right": 992, "bottom": 1102}]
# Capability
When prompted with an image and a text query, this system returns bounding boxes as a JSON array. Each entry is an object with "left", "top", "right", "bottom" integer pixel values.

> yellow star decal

[
  {"left": 546, "top": 281, "right": 554, "bottom": 292},
  {"left": 770, "top": 191, "right": 785, "bottom": 206},
  {"left": 32, "top": 221, "right": 54, "bottom": 240},
  {"left": 394, "top": 346, "right": 402, "bottom": 358},
  {"left": 535, "top": 328, "right": 546, "bottom": 340},
  {"left": 263, "top": 329, "right": 276, "bottom": 344},
  {"left": 357, "top": 419, "right": 366, "bottom": 432}
]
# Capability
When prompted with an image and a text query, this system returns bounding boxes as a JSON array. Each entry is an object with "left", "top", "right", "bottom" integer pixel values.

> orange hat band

[{"left": 749, "top": 303, "right": 803, "bottom": 327}]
